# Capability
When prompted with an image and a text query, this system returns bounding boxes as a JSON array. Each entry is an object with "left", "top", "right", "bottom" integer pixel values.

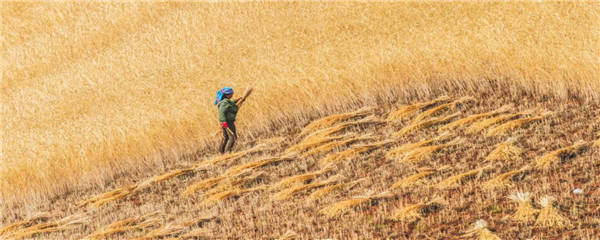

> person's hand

[{"left": 221, "top": 122, "right": 228, "bottom": 128}]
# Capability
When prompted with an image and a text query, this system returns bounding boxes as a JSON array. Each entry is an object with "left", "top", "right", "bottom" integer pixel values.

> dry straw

[
  {"left": 299, "top": 107, "right": 373, "bottom": 137},
  {"left": 535, "top": 196, "right": 571, "bottom": 228},
  {"left": 508, "top": 192, "right": 538, "bottom": 223},
  {"left": 535, "top": 141, "right": 590, "bottom": 168},
  {"left": 462, "top": 220, "right": 501, "bottom": 240}
]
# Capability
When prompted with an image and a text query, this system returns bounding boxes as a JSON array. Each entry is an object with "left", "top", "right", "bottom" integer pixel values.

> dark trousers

[{"left": 219, "top": 121, "right": 237, "bottom": 154}]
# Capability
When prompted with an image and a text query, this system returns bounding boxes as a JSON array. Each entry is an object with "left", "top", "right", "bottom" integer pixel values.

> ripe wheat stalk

[
  {"left": 394, "top": 112, "right": 461, "bottom": 136},
  {"left": 318, "top": 192, "right": 395, "bottom": 218},
  {"left": 440, "top": 104, "right": 513, "bottom": 131}
]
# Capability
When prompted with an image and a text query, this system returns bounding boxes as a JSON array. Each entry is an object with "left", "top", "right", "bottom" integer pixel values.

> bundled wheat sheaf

[
  {"left": 508, "top": 192, "right": 538, "bottom": 223},
  {"left": 462, "top": 220, "right": 501, "bottom": 240},
  {"left": 535, "top": 196, "right": 571, "bottom": 228}
]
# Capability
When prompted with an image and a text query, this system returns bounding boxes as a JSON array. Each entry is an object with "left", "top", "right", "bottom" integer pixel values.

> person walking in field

[{"left": 214, "top": 87, "right": 253, "bottom": 154}]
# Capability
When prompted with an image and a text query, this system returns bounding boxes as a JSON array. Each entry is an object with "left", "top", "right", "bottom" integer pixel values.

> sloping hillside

[{"left": 1, "top": 93, "right": 599, "bottom": 239}]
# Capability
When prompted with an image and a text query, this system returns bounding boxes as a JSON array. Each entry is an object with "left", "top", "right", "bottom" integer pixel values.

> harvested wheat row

[
  {"left": 82, "top": 217, "right": 139, "bottom": 240},
  {"left": 193, "top": 144, "right": 269, "bottom": 169},
  {"left": 272, "top": 176, "right": 341, "bottom": 201},
  {"left": 535, "top": 141, "right": 590, "bottom": 168},
  {"left": 387, "top": 96, "right": 452, "bottom": 122},
  {"left": 411, "top": 96, "right": 475, "bottom": 123},
  {"left": 486, "top": 111, "right": 549, "bottom": 136},
  {"left": 466, "top": 112, "right": 522, "bottom": 134},
  {"left": 318, "top": 192, "right": 395, "bottom": 218},
  {"left": 301, "top": 115, "right": 386, "bottom": 143},
  {"left": 319, "top": 140, "right": 394, "bottom": 166},
  {"left": 462, "top": 220, "right": 501, "bottom": 240},
  {"left": 436, "top": 167, "right": 486, "bottom": 189},
  {"left": 394, "top": 112, "right": 461, "bottom": 136},
  {"left": 508, "top": 192, "right": 538, "bottom": 223},
  {"left": 535, "top": 196, "right": 571, "bottom": 228},
  {"left": 0, "top": 212, "right": 53, "bottom": 236},
  {"left": 130, "top": 223, "right": 187, "bottom": 240},
  {"left": 199, "top": 186, "right": 265, "bottom": 207},
  {"left": 483, "top": 167, "right": 530, "bottom": 189},
  {"left": 285, "top": 135, "right": 346, "bottom": 154},
  {"left": 306, "top": 178, "right": 365, "bottom": 202},
  {"left": 202, "top": 171, "right": 265, "bottom": 197},
  {"left": 399, "top": 139, "right": 461, "bottom": 164},
  {"left": 388, "top": 199, "right": 444, "bottom": 222},
  {"left": 390, "top": 171, "right": 435, "bottom": 190},
  {"left": 5, "top": 222, "right": 60, "bottom": 240},
  {"left": 485, "top": 140, "right": 523, "bottom": 163},
  {"left": 440, "top": 105, "right": 513, "bottom": 131},
  {"left": 271, "top": 165, "right": 333, "bottom": 190},
  {"left": 182, "top": 176, "right": 227, "bottom": 196},
  {"left": 299, "top": 107, "right": 374, "bottom": 137},
  {"left": 386, "top": 139, "right": 435, "bottom": 159},
  {"left": 147, "top": 168, "right": 194, "bottom": 185},
  {"left": 226, "top": 156, "right": 294, "bottom": 175},
  {"left": 302, "top": 135, "right": 377, "bottom": 158}
]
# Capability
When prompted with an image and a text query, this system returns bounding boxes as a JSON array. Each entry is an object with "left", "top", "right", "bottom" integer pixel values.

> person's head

[{"left": 222, "top": 87, "right": 234, "bottom": 98}]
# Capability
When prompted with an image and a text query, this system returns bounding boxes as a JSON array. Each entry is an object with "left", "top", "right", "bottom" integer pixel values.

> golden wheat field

[{"left": 1, "top": 1, "right": 600, "bottom": 239}]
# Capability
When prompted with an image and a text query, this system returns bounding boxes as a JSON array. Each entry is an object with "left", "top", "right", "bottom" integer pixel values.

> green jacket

[{"left": 217, "top": 98, "right": 238, "bottom": 122}]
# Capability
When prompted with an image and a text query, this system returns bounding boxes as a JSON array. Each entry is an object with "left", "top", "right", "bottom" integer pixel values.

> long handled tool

[{"left": 236, "top": 88, "right": 254, "bottom": 107}]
